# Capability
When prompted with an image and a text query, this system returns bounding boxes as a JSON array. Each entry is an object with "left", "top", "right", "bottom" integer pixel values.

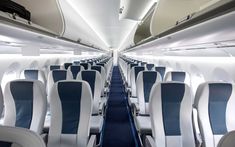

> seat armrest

[
  {"left": 145, "top": 136, "right": 156, "bottom": 147},
  {"left": 99, "top": 99, "right": 107, "bottom": 115},
  {"left": 131, "top": 102, "right": 140, "bottom": 116},
  {"left": 87, "top": 135, "right": 96, "bottom": 147}
]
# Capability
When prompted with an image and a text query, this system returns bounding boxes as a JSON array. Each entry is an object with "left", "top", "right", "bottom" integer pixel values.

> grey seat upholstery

[
  {"left": 134, "top": 71, "right": 162, "bottom": 134},
  {"left": 194, "top": 82, "right": 235, "bottom": 147},
  {"left": 217, "top": 131, "right": 235, "bottom": 147},
  {"left": 47, "top": 80, "right": 95, "bottom": 147},
  {"left": 3, "top": 80, "right": 47, "bottom": 134},
  {"left": 20, "top": 69, "right": 46, "bottom": 85},
  {"left": 67, "top": 65, "right": 84, "bottom": 79},
  {"left": 147, "top": 82, "right": 195, "bottom": 147},
  {"left": 0, "top": 126, "right": 46, "bottom": 147}
]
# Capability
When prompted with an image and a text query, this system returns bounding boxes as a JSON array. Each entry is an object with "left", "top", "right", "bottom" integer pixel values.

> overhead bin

[{"left": 119, "top": 0, "right": 157, "bottom": 21}]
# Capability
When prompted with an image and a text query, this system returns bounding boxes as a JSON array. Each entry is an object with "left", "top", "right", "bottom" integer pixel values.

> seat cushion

[{"left": 136, "top": 116, "right": 152, "bottom": 134}]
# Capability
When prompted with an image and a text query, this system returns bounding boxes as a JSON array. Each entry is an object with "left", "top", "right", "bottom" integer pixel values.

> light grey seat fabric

[
  {"left": 194, "top": 82, "right": 235, "bottom": 147},
  {"left": 48, "top": 80, "right": 92, "bottom": 147},
  {"left": 217, "top": 131, "right": 235, "bottom": 147},
  {"left": 135, "top": 71, "right": 162, "bottom": 134},
  {"left": 20, "top": 69, "right": 46, "bottom": 85},
  {"left": 149, "top": 82, "right": 195, "bottom": 147},
  {"left": 3, "top": 80, "right": 47, "bottom": 134},
  {"left": 0, "top": 126, "right": 46, "bottom": 147}
]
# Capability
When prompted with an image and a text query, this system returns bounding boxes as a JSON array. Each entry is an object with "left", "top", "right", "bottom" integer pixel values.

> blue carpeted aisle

[{"left": 102, "top": 66, "right": 140, "bottom": 147}]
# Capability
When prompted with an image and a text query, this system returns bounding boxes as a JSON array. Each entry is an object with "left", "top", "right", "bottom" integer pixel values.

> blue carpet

[{"left": 102, "top": 66, "right": 140, "bottom": 147}]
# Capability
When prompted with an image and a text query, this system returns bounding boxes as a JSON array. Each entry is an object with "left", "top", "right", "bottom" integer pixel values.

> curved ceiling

[{"left": 60, "top": 0, "right": 142, "bottom": 50}]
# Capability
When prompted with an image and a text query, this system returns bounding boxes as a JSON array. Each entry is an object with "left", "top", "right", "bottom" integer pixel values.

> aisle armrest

[
  {"left": 132, "top": 102, "right": 140, "bottom": 116},
  {"left": 145, "top": 136, "right": 156, "bottom": 147},
  {"left": 87, "top": 135, "right": 97, "bottom": 147}
]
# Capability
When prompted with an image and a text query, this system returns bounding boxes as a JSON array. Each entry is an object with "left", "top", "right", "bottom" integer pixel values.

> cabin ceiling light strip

[{"left": 66, "top": 0, "right": 110, "bottom": 49}]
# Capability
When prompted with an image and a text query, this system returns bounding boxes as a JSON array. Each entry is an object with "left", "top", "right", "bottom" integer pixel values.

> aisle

[{"left": 101, "top": 66, "right": 140, "bottom": 147}]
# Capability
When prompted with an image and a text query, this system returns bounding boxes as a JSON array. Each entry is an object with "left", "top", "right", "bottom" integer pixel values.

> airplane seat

[
  {"left": 193, "top": 82, "right": 235, "bottom": 147},
  {"left": 63, "top": 63, "right": 73, "bottom": 70},
  {"left": 48, "top": 65, "right": 61, "bottom": 71},
  {"left": 217, "top": 131, "right": 235, "bottom": 147},
  {"left": 146, "top": 64, "right": 155, "bottom": 71},
  {"left": 146, "top": 82, "right": 195, "bottom": 147},
  {"left": 20, "top": 69, "right": 46, "bottom": 85},
  {"left": 129, "top": 66, "right": 146, "bottom": 104},
  {"left": 91, "top": 66, "right": 108, "bottom": 95},
  {"left": 77, "top": 70, "right": 104, "bottom": 134},
  {"left": 47, "top": 80, "right": 96, "bottom": 147},
  {"left": 164, "top": 71, "right": 191, "bottom": 86},
  {"left": 80, "top": 63, "right": 91, "bottom": 70},
  {"left": 0, "top": 126, "right": 46, "bottom": 147},
  {"left": 127, "top": 63, "right": 138, "bottom": 88},
  {"left": 134, "top": 71, "right": 162, "bottom": 135},
  {"left": 68, "top": 65, "right": 84, "bottom": 79},
  {"left": 3, "top": 80, "right": 47, "bottom": 134},
  {"left": 73, "top": 61, "right": 80, "bottom": 65},
  {"left": 141, "top": 62, "right": 147, "bottom": 66},
  {"left": 153, "top": 66, "right": 166, "bottom": 80},
  {"left": 47, "top": 70, "right": 73, "bottom": 95}
]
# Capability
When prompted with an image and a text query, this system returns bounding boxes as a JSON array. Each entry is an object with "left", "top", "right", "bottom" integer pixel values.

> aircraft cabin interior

[{"left": 0, "top": 0, "right": 235, "bottom": 147}]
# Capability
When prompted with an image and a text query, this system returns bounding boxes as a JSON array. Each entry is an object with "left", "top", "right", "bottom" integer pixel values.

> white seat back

[
  {"left": 3, "top": 80, "right": 47, "bottom": 134},
  {"left": 130, "top": 66, "right": 146, "bottom": 97},
  {"left": 149, "top": 82, "right": 195, "bottom": 147},
  {"left": 194, "top": 82, "right": 235, "bottom": 147},
  {"left": 77, "top": 70, "right": 102, "bottom": 114},
  {"left": 0, "top": 126, "right": 46, "bottom": 147},
  {"left": 136, "top": 71, "right": 161, "bottom": 114},
  {"left": 48, "top": 80, "right": 92, "bottom": 147}
]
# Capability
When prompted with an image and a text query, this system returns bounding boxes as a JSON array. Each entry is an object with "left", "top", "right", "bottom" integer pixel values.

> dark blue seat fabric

[
  {"left": 155, "top": 67, "right": 166, "bottom": 80},
  {"left": 161, "top": 83, "right": 185, "bottom": 135},
  {"left": 134, "top": 67, "right": 145, "bottom": 81},
  {"left": 58, "top": 82, "right": 82, "bottom": 134},
  {"left": 143, "top": 72, "right": 157, "bottom": 102},
  {"left": 141, "top": 62, "right": 147, "bottom": 66},
  {"left": 50, "top": 65, "right": 60, "bottom": 71},
  {"left": 64, "top": 63, "right": 72, "bottom": 70},
  {"left": 96, "top": 63, "right": 105, "bottom": 67},
  {"left": 146, "top": 64, "right": 154, "bottom": 70},
  {"left": 24, "top": 70, "right": 38, "bottom": 80},
  {"left": 70, "top": 66, "right": 82, "bottom": 79},
  {"left": 10, "top": 81, "right": 33, "bottom": 129},
  {"left": 172, "top": 72, "right": 186, "bottom": 82},
  {"left": 81, "top": 71, "right": 96, "bottom": 97},
  {"left": 52, "top": 70, "right": 67, "bottom": 82},
  {"left": 209, "top": 83, "right": 232, "bottom": 134},
  {"left": 130, "top": 63, "right": 138, "bottom": 69},
  {"left": 80, "top": 63, "right": 89, "bottom": 70},
  {"left": 73, "top": 61, "right": 80, "bottom": 65},
  {"left": 0, "top": 142, "right": 12, "bottom": 147},
  {"left": 91, "top": 66, "right": 102, "bottom": 73}
]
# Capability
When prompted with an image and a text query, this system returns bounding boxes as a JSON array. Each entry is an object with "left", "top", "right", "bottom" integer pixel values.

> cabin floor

[{"left": 101, "top": 66, "right": 140, "bottom": 147}]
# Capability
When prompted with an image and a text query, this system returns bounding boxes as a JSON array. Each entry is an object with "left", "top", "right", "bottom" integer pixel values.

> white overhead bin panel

[
  {"left": 119, "top": 0, "right": 157, "bottom": 21},
  {"left": 57, "top": 0, "right": 109, "bottom": 50}
]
